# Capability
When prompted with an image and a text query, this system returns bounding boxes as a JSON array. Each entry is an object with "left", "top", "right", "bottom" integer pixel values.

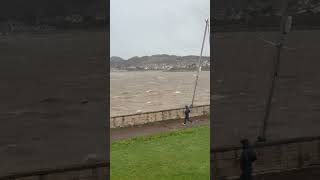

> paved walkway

[{"left": 110, "top": 116, "right": 210, "bottom": 142}]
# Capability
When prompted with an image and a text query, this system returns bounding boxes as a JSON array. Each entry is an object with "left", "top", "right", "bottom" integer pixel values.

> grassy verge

[{"left": 111, "top": 125, "right": 210, "bottom": 180}]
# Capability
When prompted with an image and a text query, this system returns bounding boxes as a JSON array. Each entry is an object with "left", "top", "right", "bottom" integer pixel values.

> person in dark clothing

[
  {"left": 183, "top": 105, "right": 191, "bottom": 125},
  {"left": 240, "top": 139, "right": 257, "bottom": 180}
]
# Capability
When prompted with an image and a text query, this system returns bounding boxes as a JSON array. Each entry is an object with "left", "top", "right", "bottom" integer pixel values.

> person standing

[
  {"left": 183, "top": 105, "right": 191, "bottom": 125},
  {"left": 240, "top": 139, "right": 257, "bottom": 180}
]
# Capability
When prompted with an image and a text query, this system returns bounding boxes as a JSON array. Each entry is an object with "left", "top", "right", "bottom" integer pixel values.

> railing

[
  {"left": 0, "top": 162, "right": 109, "bottom": 180},
  {"left": 110, "top": 104, "right": 210, "bottom": 128},
  {"left": 212, "top": 136, "right": 320, "bottom": 179}
]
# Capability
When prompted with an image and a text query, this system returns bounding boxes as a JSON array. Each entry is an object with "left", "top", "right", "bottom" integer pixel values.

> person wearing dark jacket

[
  {"left": 240, "top": 139, "right": 257, "bottom": 180},
  {"left": 183, "top": 105, "right": 191, "bottom": 125}
]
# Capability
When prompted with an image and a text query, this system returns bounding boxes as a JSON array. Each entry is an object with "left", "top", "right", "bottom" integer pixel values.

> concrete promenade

[{"left": 111, "top": 116, "right": 210, "bottom": 142}]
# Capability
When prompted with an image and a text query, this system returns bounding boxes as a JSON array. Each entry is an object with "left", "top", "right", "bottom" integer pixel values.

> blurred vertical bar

[{"left": 0, "top": 0, "right": 109, "bottom": 177}]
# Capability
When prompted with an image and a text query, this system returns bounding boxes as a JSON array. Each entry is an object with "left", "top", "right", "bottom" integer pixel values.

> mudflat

[{"left": 111, "top": 71, "right": 210, "bottom": 116}]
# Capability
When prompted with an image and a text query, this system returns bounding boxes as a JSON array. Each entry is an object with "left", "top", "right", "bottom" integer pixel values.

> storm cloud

[{"left": 111, "top": 0, "right": 210, "bottom": 59}]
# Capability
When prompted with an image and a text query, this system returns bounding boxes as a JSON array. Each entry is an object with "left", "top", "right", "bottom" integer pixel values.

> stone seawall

[
  {"left": 110, "top": 105, "right": 210, "bottom": 128},
  {"left": 0, "top": 162, "right": 108, "bottom": 180},
  {"left": 212, "top": 136, "right": 320, "bottom": 179}
]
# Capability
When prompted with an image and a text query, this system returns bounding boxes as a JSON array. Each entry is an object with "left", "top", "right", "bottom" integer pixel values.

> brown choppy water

[{"left": 111, "top": 71, "right": 210, "bottom": 116}]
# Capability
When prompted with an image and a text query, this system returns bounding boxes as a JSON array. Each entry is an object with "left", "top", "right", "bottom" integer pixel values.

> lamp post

[
  {"left": 257, "top": 0, "right": 292, "bottom": 142},
  {"left": 191, "top": 19, "right": 209, "bottom": 108}
]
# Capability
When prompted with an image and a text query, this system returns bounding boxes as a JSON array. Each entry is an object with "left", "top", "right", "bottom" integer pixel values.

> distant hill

[
  {"left": 110, "top": 55, "right": 210, "bottom": 70},
  {"left": 213, "top": 0, "right": 320, "bottom": 29},
  {"left": 0, "top": 0, "right": 106, "bottom": 19},
  {"left": 110, "top": 56, "right": 126, "bottom": 69},
  {"left": 0, "top": 0, "right": 107, "bottom": 28}
]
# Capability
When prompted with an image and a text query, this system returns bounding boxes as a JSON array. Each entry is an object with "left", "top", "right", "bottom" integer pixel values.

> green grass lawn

[{"left": 111, "top": 125, "right": 210, "bottom": 180}]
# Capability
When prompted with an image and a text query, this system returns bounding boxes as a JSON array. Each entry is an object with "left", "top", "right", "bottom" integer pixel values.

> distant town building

[
  {"left": 0, "top": 0, "right": 107, "bottom": 28},
  {"left": 213, "top": 0, "right": 283, "bottom": 20},
  {"left": 5, "top": 20, "right": 25, "bottom": 32},
  {"left": 65, "top": 14, "right": 83, "bottom": 23}
]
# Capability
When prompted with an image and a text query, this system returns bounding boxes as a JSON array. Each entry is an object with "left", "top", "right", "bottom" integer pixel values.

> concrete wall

[
  {"left": 212, "top": 136, "right": 320, "bottom": 179},
  {"left": 32, "top": 168, "right": 107, "bottom": 180},
  {"left": 0, "top": 163, "right": 108, "bottom": 180},
  {"left": 0, "top": 165, "right": 108, "bottom": 180},
  {"left": 110, "top": 105, "right": 210, "bottom": 128}
]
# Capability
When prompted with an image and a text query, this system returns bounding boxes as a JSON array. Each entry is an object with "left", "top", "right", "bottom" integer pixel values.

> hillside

[
  {"left": 110, "top": 55, "right": 210, "bottom": 71},
  {"left": 213, "top": 0, "right": 320, "bottom": 31}
]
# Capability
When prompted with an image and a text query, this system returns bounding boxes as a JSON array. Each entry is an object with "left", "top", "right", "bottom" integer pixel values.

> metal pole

[
  {"left": 258, "top": 0, "right": 289, "bottom": 142},
  {"left": 208, "top": 19, "right": 211, "bottom": 47},
  {"left": 191, "top": 19, "right": 209, "bottom": 107}
]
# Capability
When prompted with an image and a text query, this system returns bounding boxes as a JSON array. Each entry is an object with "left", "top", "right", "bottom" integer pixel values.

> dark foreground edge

[
  {"left": 0, "top": 162, "right": 109, "bottom": 180},
  {"left": 212, "top": 135, "right": 320, "bottom": 153}
]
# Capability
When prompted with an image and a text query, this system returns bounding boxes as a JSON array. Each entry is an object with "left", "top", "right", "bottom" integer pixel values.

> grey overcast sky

[{"left": 111, "top": 0, "right": 210, "bottom": 59}]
